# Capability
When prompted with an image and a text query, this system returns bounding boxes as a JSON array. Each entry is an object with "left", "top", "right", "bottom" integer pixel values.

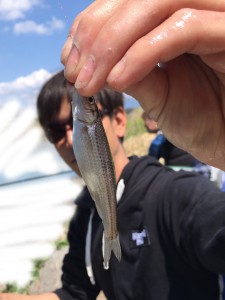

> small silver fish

[{"left": 72, "top": 92, "right": 121, "bottom": 269}]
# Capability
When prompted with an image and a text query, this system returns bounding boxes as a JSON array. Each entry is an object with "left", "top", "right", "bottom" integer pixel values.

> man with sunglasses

[
  {"left": 2, "top": 71, "right": 225, "bottom": 300},
  {"left": 37, "top": 71, "right": 128, "bottom": 179}
]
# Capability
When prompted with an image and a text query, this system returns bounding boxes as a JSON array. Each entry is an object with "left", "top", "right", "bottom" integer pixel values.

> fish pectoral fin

[{"left": 103, "top": 234, "right": 121, "bottom": 270}]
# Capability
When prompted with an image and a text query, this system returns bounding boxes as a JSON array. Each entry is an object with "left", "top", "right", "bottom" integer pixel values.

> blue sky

[
  {"left": 0, "top": 0, "right": 139, "bottom": 109},
  {"left": 0, "top": 0, "right": 93, "bottom": 106},
  {"left": 0, "top": 0, "right": 93, "bottom": 82}
]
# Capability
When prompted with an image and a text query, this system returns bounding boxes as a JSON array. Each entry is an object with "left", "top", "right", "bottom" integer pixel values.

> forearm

[{"left": 0, "top": 293, "right": 59, "bottom": 300}]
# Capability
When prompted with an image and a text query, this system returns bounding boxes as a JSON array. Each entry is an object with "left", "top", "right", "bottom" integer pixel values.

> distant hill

[{"left": 124, "top": 107, "right": 156, "bottom": 157}]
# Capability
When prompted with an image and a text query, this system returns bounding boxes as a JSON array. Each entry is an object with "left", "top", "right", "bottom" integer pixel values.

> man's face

[
  {"left": 50, "top": 97, "right": 80, "bottom": 175},
  {"left": 50, "top": 98, "right": 123, "bottom": 177}
]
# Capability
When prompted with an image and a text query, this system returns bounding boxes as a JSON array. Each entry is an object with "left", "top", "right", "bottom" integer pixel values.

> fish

[{"left": 71, "top": 92, "right": 121, "bottom": 269}]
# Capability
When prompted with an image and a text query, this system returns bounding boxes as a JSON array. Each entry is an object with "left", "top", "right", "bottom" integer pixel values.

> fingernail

[
  {"left": 62, "top": 35, "right": 72, "bottom": 52},
  {"left": 61, "top": 35, "right": 73, "bottom": 64},
  {"left": 75, "top": 55, "right": 95, "bottom": 89},
  {"left": 71, "top": 43, "right": 80, "bottom": 63},
  {"left": 65, "top": 43, "right": 80, "bottom": 76},
  {"left": 107, "top": 58, "right": 126, "bottom": 84}
]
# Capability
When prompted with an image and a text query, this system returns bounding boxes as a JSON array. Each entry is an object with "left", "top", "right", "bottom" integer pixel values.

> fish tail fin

[
  {"left": 103, "top": 234, "right": 121, "bottom": 270},
  {"left": 112, "top": 234, "right": 121, "bottom": 262}
]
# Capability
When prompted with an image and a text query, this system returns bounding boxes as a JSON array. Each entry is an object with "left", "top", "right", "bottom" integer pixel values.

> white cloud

[
  {"left": 14, "top": 17, "right": 65, "bottom": 35},
  {"left": 0, "top": 69, "right": 53, "bottom": 107},
  {"left": 14, "top": 20, "right": 47, "bottom": 35},
  {"left": 50, "top": 17, "right": 65, "bottom": 31},
  {"left": 0, "top": 0, "right": 42, "bottom": 21}
]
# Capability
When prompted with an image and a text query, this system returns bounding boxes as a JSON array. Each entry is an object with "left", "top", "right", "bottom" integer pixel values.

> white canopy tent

[{"left": 0, "top": 101, "right": 83, "bottom": 287}]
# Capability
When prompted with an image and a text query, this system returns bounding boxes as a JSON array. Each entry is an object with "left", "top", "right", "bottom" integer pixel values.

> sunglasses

[{"left": 45, "top": 108, "right": 110, "bottom": 144}]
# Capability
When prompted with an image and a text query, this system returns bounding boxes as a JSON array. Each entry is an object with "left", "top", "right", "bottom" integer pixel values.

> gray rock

[
  {"left": 28, "top": 247, "right": 106, "bottom": 299},
  {"left": 28, "top": 247, "right": 68, "bottom": 294},
  {"left": 0, "top": 284, "right": 6, "bottom": 292}
]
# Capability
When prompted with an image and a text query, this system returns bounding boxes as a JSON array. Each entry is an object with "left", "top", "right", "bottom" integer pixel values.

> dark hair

[
  {"left": 37, "top": 70, "right": 124, "bottom": 131},
  {"left": 95, "top": 88, "right": 124, "bottom": 117},
  {"left": 37, "top": 70, "right": 74, "bottom": 129}
]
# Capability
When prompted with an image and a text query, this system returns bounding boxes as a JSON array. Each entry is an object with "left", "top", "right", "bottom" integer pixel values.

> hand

[
  {"left": 0, "top": 293, "right": 59, "bottom": 300},
  {"left": 0, "top": 295, "right": 30, "bottom": 300},
  {"left": 61, "top": 0, "right": 225, "bottom": 170}
]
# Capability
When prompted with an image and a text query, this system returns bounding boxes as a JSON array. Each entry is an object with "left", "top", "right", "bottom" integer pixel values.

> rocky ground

[
  {"left": 28, "top": 247, "right": 67, "bottom": 294},
  {"left": 28, "top": 247, "right": 106, "bottom": 300}
]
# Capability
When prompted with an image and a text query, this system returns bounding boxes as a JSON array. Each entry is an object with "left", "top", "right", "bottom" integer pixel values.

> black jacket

[
  {"left": 55, "top": 156, "right": 225, "bottom": 300},
  {"left": 149, "top": 133, "right": 200, "bottom": 166}
]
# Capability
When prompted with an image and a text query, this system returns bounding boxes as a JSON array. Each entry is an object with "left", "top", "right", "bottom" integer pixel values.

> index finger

[{"left": 62, "top": 0, "right": 126, "bottom": 81}]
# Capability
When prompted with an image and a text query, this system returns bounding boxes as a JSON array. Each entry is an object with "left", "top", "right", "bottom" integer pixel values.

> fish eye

[{"left": 88, "top": 97, "right": 95, "bottom": 104}]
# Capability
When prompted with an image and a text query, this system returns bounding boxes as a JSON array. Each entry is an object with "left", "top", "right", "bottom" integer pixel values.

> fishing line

[{"left": 57, "top": 0, "right": 70, "bottom": 25}]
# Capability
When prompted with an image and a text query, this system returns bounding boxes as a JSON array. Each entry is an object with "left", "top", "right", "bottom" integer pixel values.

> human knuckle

[
  {"left": 173, "top": 8, "right": 198, "bottom": 23},
  {"left": 77, "top": 11, "right": 96, "bottom": 30},
  {"left": 108, "top": 80, "right": 127, "bottom": 92}
]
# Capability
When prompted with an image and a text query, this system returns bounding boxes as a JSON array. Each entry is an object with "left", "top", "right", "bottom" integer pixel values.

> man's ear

[{"left": 113, "top": 107, "right": 127, "bottom": 139}]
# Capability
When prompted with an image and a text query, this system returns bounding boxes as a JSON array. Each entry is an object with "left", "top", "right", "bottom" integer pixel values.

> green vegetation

[
  {"left": 55, "top": 238, "right": 68, "bottom": 250},
  {"left": 31, "top": 258, "right": 47, "bottom": 281},
  {"left": 1, "top": 258, "right": 47, "bottom": 294},
  {"left": 125, "top": 108, "right": 147, "bottom": 140},
  {"left": 2, "top": 283, "right": 28, "bottom": 294}
]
